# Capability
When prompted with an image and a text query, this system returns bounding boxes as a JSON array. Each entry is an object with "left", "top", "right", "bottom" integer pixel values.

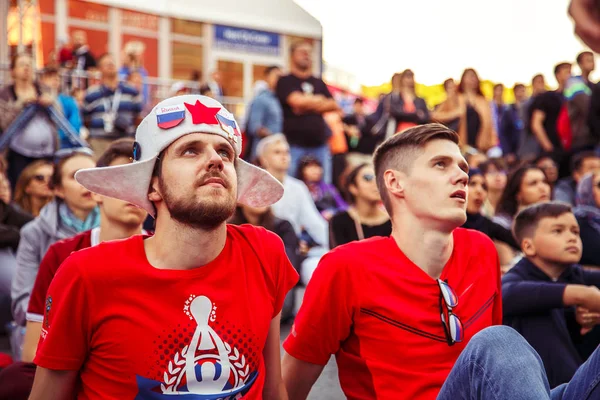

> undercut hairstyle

[
  {"left": 512, "top": 202, "right": 573, "bottom": 245},
  {"left": 554, "top": 62, "right": 571, "bottom": 76},
  {"left": 264, "top": 65, "right": 281, "bottom": 77},
  {"left": 571, "top": 151, "right": 599, "bottom": 174},
  {"left": 373, "top": 123, "right": 459, "bottom": 214},
  {"left": 577, "top": 51, "right": 593, "bottom": 65},
  {"left": 96, "top": 138, "right": 135, "bottom": 168}
]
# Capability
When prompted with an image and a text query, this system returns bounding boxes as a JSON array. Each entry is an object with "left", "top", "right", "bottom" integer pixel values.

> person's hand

[
  {"left": 576, "top": 306, "right": 600, "bottom": 335},
  {"left": 38, "top": 93, "right": 55, "bottom": 107},
  {"left": 541, "top": 141, "right": 554, "bottom": 153},
  {"left": 347, "top": 126, "right": 361, "bottom": 138},
  {"left": 321, "top": 209, "right": 335, "bottom": 221},
  {"left": 569, "top": 0, "right": 600, "bottom": 53},
  {"left": 299, "top": 240, "right": 309, "bottom": 256}
]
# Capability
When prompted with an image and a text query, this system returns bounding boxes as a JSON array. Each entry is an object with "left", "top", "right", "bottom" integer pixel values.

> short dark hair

[
  {"left": 264, "top": 65, "right": 281, "bottom": 77},
  {"left": 571, "top": 151, "right": 600, "bottom": 174},
  {"left": 532, "top": 74, "right": 544, "bottom": 84},
  {"left": 373, "top": 123, "right": 459, "bottom": 214},
  {"left": 290, "top": 40, "right": 311, "bottom": 54},
  {"left": 513, "top": 83, "right": 525, "bottom": 92},
  {"left": 577, "top": 51, "right": 594, "bottom": 64},
  {"left": 554, "top": 62, "right": 571, "bottom": 76},
  {"left": 96, "top": 138, "right": 135, "bottom": 168},
  {"left": 513, "top": 202, "right": 573, "bottom": 245},
  {"left": 493, "top": 83, "right": 504, "bottom": 90},
  {"left": 496, "top": 165, "right": 547, "bottom": 218}
]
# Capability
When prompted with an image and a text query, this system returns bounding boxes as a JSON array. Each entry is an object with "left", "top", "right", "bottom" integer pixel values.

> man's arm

[
  {"left": 282, "top": 353, "right": 325, "bottom": 400},
  {"left": 286, "top": 92, "right": 339, "bottom": 115},
  {"left": 530, "top": 110, "right": 554, "bottom": 152},
  {"left": 29, "top": 367, "right": 78, "bottom": 400},
  {"left": 22, "top": 320, "right": 42, "bottom": 363},
  {"left": 262, "top": 313, "right": 287, "bottom": 400}
]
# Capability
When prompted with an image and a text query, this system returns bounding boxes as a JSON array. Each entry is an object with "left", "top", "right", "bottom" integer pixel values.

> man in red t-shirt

[
  {"left": 282, "top": 123, "right": 503, "bottom": 399},
  {"left": 28, "top": 95, "right": 298, "bottom": 399}
]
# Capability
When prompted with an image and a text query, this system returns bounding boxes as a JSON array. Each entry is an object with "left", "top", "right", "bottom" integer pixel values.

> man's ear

[
  {"left": 91, "top": 192, "right": 103, "bottom": 205},
  {"left": 383, "top": 169, "right": 405, "bottom": 199},
  {"left": 147, "top": 176, "right": 162, "bottom": 202},
  {"left": 521, "top": 237, "right": 536, "bottom": 257}
]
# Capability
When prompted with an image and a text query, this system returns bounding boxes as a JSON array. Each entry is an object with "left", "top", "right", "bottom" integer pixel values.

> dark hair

[
  {"left": 458, "top": 68, "right": 484, "bottom": 96},
  {"left": 532, "top": 74, "right": 544, "bottom": 84},
  {"left": 443, "top": 79, "right": 454, "bottom": 90},
  {"left": 290, "top": 40, "right": 311, "bottom": 54},
  {"left": 344, "top": 163, "right": 370, "bottom": 204},
  {"left": 513, "top": 83, "right": 525, "bottom": 92},
  {"left": 229, "top": 205, "right": 276, "bottom": 232},
  {"left": 493, "top": 83, "right": 504, "bottom": 91},
  {"left": 41, "top": 67, "right": 59, "bottom": 77},
  {"left": 373, "top": 123, "right": 459, "bottom": 213},
  {"left": 513, "top": 201, "right": 573, "bottom": 245},
  {"left": 554, "top": 62, "right": 571, "bottom": 76},
  {"left": 571, "top": 151, "right": 599, "bottom": 174},
  {"left": 49, "top": 149, "right": 94, "bottom": 190},
  {"left": 496, "top": 165, "right": 547, "bottom": 218},
  {"left": 296, "top": 155, "right": 322, "bottom": 181},
  {"left": 199, "top": 84, "right": 212, "bottom": 96},
  {"left": 10, "top": 53, "right": 32, "bottom": 70},
  {"left": 479, "top": 158, "right": 506, "bottom": 175},
  {"left": 96, "top": 138, "right": 135, "bottom": 168},
  {"left": 577, "top": 51, "right": 594, "bottom": 65},
  {"left": 264, "top": 65, "right": 281, "bottom": 77}
]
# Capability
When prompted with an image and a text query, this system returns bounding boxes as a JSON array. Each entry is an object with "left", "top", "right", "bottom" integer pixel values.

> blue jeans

[
  {"left": 437, "top": 326, "right": 600, "bottom": 400},
  {"left": 288, "top": 144, "right": 332, "bottom": 184}
]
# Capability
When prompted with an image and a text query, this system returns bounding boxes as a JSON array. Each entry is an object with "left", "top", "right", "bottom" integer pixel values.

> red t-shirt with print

[
  {"left": 283, "top": 228, "right": 502, "bottom": 400},
  {"left": 34, "top": 225, "right": 298, "bottom": 399}
]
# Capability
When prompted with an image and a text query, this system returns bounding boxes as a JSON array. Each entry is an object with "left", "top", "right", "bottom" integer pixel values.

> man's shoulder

[
  {"left": 65, "top": 235, "right": 141, "bottom": 276},
  {"left": 46, "top": 230, "right": 92, "bottom": 261},
  {"left": 227, "top": 224, "right": 282, "bottom": 247},
  {"left": 454, "top": 227, "right": 496, "bottom": 253},
  {"left": 326, "top": 236, "right": 391, "bottom": 265},
  {"left": 119, "top": 82, "right": 140, "bottom": 96},
  {"left": 284, "top": 176, "right": 306, "bottom": 189}
]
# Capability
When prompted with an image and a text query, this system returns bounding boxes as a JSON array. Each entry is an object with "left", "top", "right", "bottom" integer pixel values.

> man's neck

[
  {"left": 269, "top": 169, "right": 287, "bottom": 184},
  {"left": 290, "top": 65, "right": 311, "bottom": 80},
  {"left": 14, "top": 79, "right": 33, "bottom": 91},
  {"left": 98, "top": 219, "right": 143, "bottom": 243},
  {"left": 529, "top": 257, "right": 569, "bottom": 281},
  {"left": 144, "top": 217, "right": 227, "bottom": 270},
  {"left": 391, "top": 212, "right": 454, "bottom": 279},
  {"left": 103, "top": 77, "right": 119, "bottom": 90},
  {"left": 582, "top": 71, "right": 591, "bottom": 83}
]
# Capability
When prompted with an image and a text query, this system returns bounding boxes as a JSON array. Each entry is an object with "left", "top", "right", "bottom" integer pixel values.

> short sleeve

[
  {"left": 276, "top": 77, "right": 298, "bottom": 106},
  {"left": 269, "top": 233, "right": 299, "bottom": 318},
  {"left": 530, "top": 93, "right": 547, "bottom": 113},
  {"left": 283, "top": 250, "right": 358, "bottom": 365},
  {"left": 318, "top": 79, "right": 333, "bottom": 99},
  {"left": 26, "top": 245, "right": 60, "bottom": 322},
  {"left": 34, "top": 255, "right": 91, "bottom": 371}
]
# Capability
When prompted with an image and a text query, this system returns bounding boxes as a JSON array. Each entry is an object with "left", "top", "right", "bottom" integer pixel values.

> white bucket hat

[{"left": 75, "top": 95, "right": 284, "bottom": 217}]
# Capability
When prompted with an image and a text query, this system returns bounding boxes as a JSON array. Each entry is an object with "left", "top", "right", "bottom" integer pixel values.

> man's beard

[{"left": 159, "top": 175, "right": 236, "bottom": 230}]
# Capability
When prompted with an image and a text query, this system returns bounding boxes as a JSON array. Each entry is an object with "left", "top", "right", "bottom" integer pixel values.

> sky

[{"left": 294, "top": 0, "right": 599, "bottom": 88}]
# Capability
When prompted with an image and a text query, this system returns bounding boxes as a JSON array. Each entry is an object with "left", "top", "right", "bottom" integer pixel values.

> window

[
  {"left": 217, "top": 60, "right": 243, "bottom": 98},
  {"left": 171, "top": 18, "right": 203, "bottom": 37},
  {"left": 171, "top": 42, "right": 203, "bottom": 81}
]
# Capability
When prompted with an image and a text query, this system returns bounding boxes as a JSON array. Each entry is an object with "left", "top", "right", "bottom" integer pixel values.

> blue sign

[{"left": 214, "top": 25, "right": 280, "bottom": 56}]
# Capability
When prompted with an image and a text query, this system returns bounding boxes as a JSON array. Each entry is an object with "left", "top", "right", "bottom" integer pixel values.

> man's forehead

[{"left": 170, "top": 132, "right": 234, "bottom": 151}]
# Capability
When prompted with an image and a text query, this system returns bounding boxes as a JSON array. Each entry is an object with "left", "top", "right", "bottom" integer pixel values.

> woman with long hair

[
  {"left": 13, "top": 160, "right": 54, "bottom": 217},
  {"left": 296, "top": 155, "right": 347, "bottom": 221},
  {"left": 12, "top": 148, "right": 99, "bottom": 326},
  {"left": 431, "top": 78, "right": 465, "bottom": 132},
  {"left": 457, "top": 68, "right": 495, "bottom": 152},
  {"left": 479, "top": 159, "right": 508, "bottom": 216},
  {"left": 329, "top": 163, "right": 391, "bottom": 248}
]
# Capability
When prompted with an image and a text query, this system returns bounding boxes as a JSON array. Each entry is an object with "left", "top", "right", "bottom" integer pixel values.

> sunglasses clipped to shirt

[{"left": 438, "top": 279, "right": 464, "bottom": 346}]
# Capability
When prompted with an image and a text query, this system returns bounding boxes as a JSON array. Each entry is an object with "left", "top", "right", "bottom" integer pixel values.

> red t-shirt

[
  {"left": 283, "top": 228, "right": 502, "bottom": 400},
  {"left": 26, "top": 229, "right": 95, "bottom": 323},
  {"left": 35, "top": 225, "right": 298, "bottom": 399}
]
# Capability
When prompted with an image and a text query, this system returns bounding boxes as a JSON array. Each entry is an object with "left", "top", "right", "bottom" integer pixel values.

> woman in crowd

[
  {"left": 479, "top": 159, "right": 508, "bottom": 216},
  {"left": 0, "top": 53, "right": 58, "bottom": 188},
  {"left": 13, "top": 160, "right": 54, "bottom": 217},
  {"left": 574, "top": 173, "right": 600, "bottom": 267},
  {"left": 390, "top": 69, "right": 430, "bottom": 133},
  {"left": 229, "top": 204, "right": 299, "bottom": 319},
  {"left": 457, "top": 68, "right": 495, "bottom": 152},
  {"left": 493, "top": 165, "right": 551, "bottom": 269},
  {"left": 534, "top": 154, "right": 560, "bottom": 189},
  {"left": 12, "top": 148, "right": 99, "bottom": 326},
  {"left": 297, "top": 155, "right": 347, "bottom": 221},
  {"left": 0, "top": 172, "right": 32, "bottom": 334},
  {"left": 462, "top": 168, "right": 519, "bottom": 248},
  {"left": 330, "top": 163, "right": 391, "bottom": 248},
  {"left": 431, "top": 78, "right": 465, "bottom": 132}
]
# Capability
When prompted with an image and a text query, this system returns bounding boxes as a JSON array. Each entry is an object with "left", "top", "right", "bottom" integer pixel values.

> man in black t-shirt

[
  {"left": 529, "top": 62, "right": 571, "bottom": 173},
  {"left": 276, "top": 41, "right": 340, "bottom": 183}
]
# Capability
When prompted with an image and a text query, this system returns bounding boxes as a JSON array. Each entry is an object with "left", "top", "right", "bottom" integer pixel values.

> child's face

[{"left": 528, "top": 213, "right": 582, "bottom": 264}]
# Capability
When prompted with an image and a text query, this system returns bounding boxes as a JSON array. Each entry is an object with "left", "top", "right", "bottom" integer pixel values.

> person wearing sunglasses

[
  {"left": 13, "top": 160, "right": 54, "bottom": 218},
  {"left": 329, "top": 163, "right": 390, "bottom": 248},
  {"left": 573, "top": 172, "right": 600, "bottom": 267},
  {"left": 282, "top": 123, "right": 502, "bottom": 399},
  {"left": 11, "top": 147, "right": 98, "bottom": 327},
  {"left": 0, "top": 139, "right": 148, "bottom": 399}
]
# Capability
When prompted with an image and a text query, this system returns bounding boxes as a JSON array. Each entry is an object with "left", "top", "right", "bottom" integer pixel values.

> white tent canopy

[{"left": 86, "top": 0, "right": 322, "bottom": 39}]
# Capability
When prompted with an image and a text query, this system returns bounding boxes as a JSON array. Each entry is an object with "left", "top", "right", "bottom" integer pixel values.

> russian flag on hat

[{"left": 156, "top": 104, "right": 186, "bottom": 129}]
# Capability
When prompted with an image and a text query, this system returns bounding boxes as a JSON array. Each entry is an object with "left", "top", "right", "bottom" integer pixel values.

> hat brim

[{"left": 75, "top": 158, "right": 284, "bottom": 218}]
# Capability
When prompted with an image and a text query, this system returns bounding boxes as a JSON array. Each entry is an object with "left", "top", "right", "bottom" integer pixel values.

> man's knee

[
  {"left": 469, "top": 326, "right": 523, "bottom": 348},
  {"left": 465, "top": 326, "right": 541, "bottom": 367}
]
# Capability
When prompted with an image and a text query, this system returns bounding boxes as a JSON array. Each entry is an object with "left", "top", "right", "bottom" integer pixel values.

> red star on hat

[{"left": 184, "top": 100, "right": 221, "bottom": 125}]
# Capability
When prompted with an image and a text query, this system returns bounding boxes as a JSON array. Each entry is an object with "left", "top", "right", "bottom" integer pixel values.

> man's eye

[
  {"left": 435, "top": 161, "right": 445, "bottom": 168},
  {"left": 183, "top": 148, "right": 197, "bottom": 156},
  {"left": 218, "top": 149, "right": 232, "bottom": 159}
]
